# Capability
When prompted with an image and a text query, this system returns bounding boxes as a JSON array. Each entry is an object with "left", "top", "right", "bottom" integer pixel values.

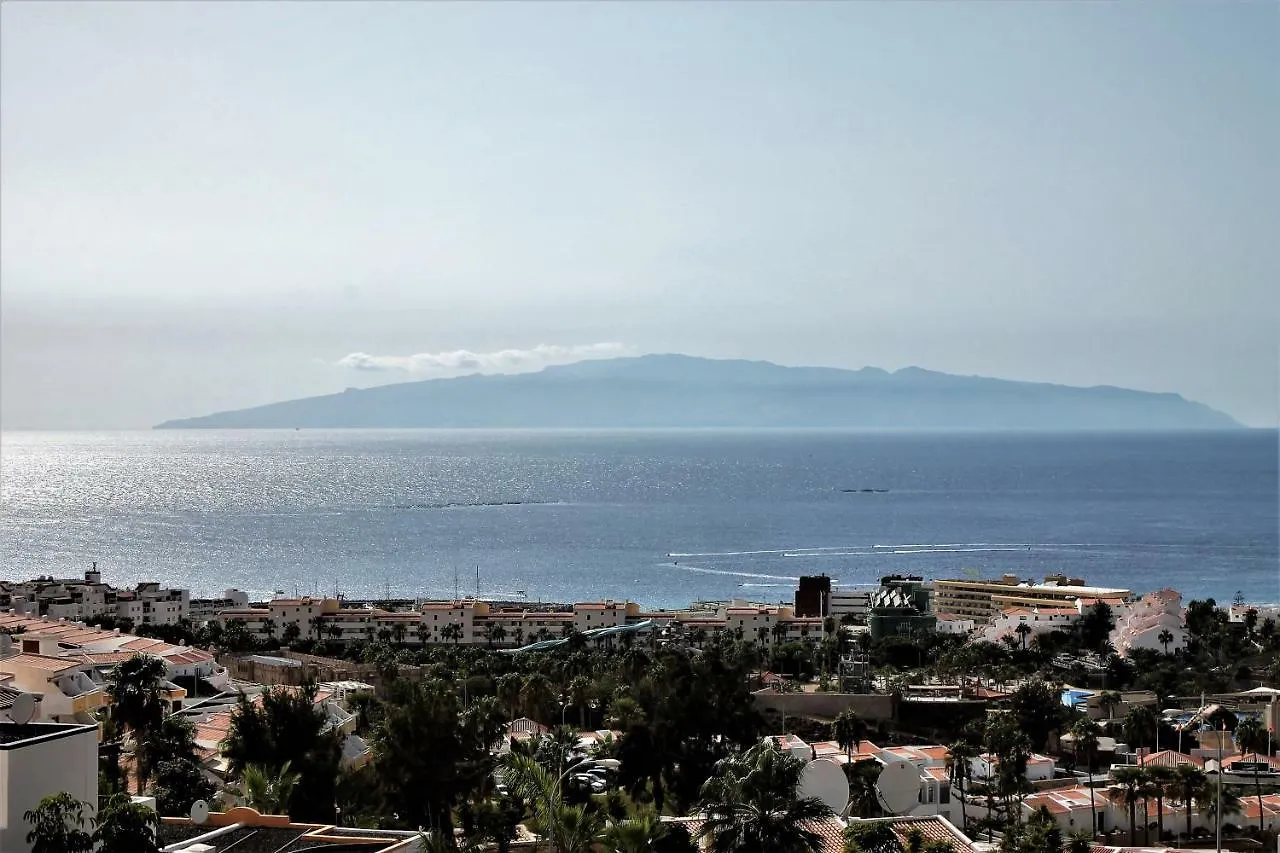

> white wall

[{"left": 0, "top": 724, "right": 98, "bottom": 853}]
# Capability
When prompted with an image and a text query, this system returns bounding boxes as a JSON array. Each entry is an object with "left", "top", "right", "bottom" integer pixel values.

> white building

[
  {"left": 969, "top": 752, "right": 1056, "bottom": 783},
  {"left": 0, "top": 569, "right": 190, "bottom": 626},
  {"left": 215, "top": 597, "right": 830, "bottom": 649},
  {"left": 983, "top": 606, "right": 1082, "bottom": 645},
  {"left": 0, "top": 721, "right": 99, "bottom": 853},
  {"left": 766, "top": 734, "right": 957, "bottom": 822},
  {"left": 0, "top": 612, "right": 231, "bottom": 711},
  {"left": 933, "top": 614, "right": 976, "bottom": 636},
  {"left": 1110, "top": 589, "right": 1188, "bottom": 657},
  {"left": 188, "top": 589, "right": 250, "bottom": 622},
  {"left": 830, "top": 589, "right": 873, "bottom": 621}
]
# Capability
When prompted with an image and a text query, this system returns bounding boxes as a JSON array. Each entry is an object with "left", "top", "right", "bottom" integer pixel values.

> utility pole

[{"left": 1217, "top": 721, "right": 1225, "bottom": 853}]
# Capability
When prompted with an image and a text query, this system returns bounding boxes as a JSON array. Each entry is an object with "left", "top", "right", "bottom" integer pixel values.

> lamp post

[{"left": 1216, "top": 721, "right": 1225, "bottom": 853}]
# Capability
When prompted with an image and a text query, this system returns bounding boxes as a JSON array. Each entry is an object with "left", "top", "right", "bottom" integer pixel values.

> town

[{"left": 2, "top": 566, "right": 1278, "bottom": 853}]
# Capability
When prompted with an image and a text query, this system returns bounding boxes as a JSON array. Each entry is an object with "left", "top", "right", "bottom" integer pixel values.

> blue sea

[{"left": 0, "top": 430, "right": 1276, "bottom": 608}]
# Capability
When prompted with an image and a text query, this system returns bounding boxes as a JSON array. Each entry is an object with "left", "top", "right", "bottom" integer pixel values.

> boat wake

[{"left": 662, "top": 562, "right": 799, "bottom": 582}]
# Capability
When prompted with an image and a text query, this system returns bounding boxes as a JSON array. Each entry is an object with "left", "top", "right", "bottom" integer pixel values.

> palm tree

[
  {"left": 442, "top": 622, "right": 463, "bottom": 645},
  {"left": 415, "top": 623, "right": 430, "bottom": 646},
  {"left": 240, "top": 760, "right": 302, "bottom": 815},
  {"left": 833, "top": 709, "right": 866, "bottom": 764},
  {"left": 698, "top": 742, "right": 835, "bottom": 853},
  {"left": 1196, "top": 784, "right": 1241, "bottom": 835},
  {"left": 137, "top": 715, "right": 201, "bottom": 791},
  {"left": 497, "top": 673, "right": 525, "bottom": 719},
  {"left": 329, "top": 624, "right": 343, "bottom": 641},
  {"left": 600, "top": 815, "right": 667, "bottom": 853},
  {"left": 1112, "top": 765, "right": 1146, "bottom": 844},
  {"left": 262, "top": 618, "right": 277, "bottom": 644},
  {"left": 1236, "top": 715, "right": 1269, "bottom": 834},
  {"left": 1098, "top": 691, "right": 1122, "bottom": 725},
  {"left": 1014, "top": 622, "right": 1032, "bottom": 650},
  {"left": 1157, "top": 629, "right": 1174, "bottom": 655},
  {"left": 392, "top": 622, "right": 407, "bottom": 645},
  {"left": 1171, "top": 763, "right": 1208, "bottom": 844},
  {"left": 949, "top": 739, "right": 979, "bottom": 835},
  {"left": 1138, "top": 770, "right": 1160, "bottom": 845},
  {"left": 1145, "top": 765, "right": 1175, "bottom": 844},
  {"left": 1123, "top": 705, "right": 1158, "bottom": 750},
  {"left": 846, "top": 759, "right": 883, "bottom": 820},
  {"left": 522, "top": 673, "right": 556, "bottom": 724},
  {"left": 567, "top": 675, "right": 592, "bottom": 729},
  {"left": 501, "top": 751, "right": 603, "bottom": 853},
  {"left": 107, "top": 653, "right": 168, "bottom": 789},
  {"left": 1070, "top": 718, "right": 1100, "bottom": 838}
]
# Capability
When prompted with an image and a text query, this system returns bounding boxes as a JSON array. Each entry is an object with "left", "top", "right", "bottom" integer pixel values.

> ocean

[{"left": 0, "top": 430, "right": 1276, "bottom": 608}]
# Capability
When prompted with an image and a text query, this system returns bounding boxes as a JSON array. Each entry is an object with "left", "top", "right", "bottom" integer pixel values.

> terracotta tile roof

[
  {"left": 70, "top": 651, "right": 138, "bottom": 666},
  {"left": 0, "top": 653, "right": 82, "bottom": 673},
  {"left": 848, "top": 816, "right": 976, "bottom": 853},
  {"left": 507, "top": 717, "right": 550, "bottom": 736},
  {"left": 1136, "top": 750, "right": 1204, "bottom": 769},
  {"left": 674, "top": 816, "right": 850, "bottom": 853},
  {"left": 1222, "top": 752, "right": 1280, "bottom": 771}
]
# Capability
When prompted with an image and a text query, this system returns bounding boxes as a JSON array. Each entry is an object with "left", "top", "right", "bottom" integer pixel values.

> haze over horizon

[{"left": 2, "top": 2, "right": 1276, "bottom": 429}]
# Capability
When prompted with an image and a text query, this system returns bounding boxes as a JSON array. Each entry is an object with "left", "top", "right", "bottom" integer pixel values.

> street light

[{"left": 1217, "top": 720, "right": 1225, "bottom": 853}]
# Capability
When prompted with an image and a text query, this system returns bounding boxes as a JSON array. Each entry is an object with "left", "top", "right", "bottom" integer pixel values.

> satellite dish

[
  {"left": 799, "top": 758, "right": 850, "bottom": 813},
  {"left": 9, "top": 692, "right": 37, "bottom": 725},
  {"left": 190, "top": 800, "right": 210, "bottom": 825},
  {"left": 875, "top": 759, "right": 920, "bottom": 815}
]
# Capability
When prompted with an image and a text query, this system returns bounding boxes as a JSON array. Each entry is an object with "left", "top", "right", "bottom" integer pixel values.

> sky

[{"left": 2, "top": 1, "right": 1277, "bottom": 429}]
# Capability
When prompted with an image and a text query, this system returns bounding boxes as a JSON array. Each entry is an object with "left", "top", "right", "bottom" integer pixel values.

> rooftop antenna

[
  {"left": 454, "top": 566, "right": 460, "bottom": 603},
  {"left": 476, "top": 565, "right": 481, "bottom": 600}
]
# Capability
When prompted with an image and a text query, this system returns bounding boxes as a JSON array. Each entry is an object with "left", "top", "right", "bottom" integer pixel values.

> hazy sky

[{"left": 2, "top": 2, "right": 1276, "bottom": 428}]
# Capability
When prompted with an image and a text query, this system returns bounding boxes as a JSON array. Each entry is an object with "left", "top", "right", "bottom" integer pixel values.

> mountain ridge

[{"left": 155, "top": 354, "right": 1240, "bottom": 430}]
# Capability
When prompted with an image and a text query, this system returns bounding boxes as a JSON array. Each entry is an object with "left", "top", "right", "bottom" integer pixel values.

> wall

[
  {"left": 752, "top": 690, "right": 895, "bottom": 721},
  {"left": 0, "top": 724, "right": 98, "bottom": 853}
]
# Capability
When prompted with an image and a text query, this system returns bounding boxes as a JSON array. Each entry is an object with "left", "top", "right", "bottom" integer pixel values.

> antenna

[
  {"left": 454, "top": 566, "right": 460, "bottom": 602},
  {"left": 9, "top": 692, "right": 37, "bottom": 725},
  {"left": 875, "top": 759, "right": 921, "bottom": 815},
  {"left": 476, "top": 565, "right": 480, "bottom": 600},
  {"left": 190, "top": 800, "right": 210, "bottom": 825},
  {"left": 798, "top": 758, "right": 849, "bottom": 814}
]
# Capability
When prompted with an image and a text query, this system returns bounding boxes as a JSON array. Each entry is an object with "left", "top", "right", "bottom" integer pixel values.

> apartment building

[
  {"left": 0, "top": 647, "right": 106, "bottom": 725},
  {"left": 0, "top": 568, "right": 191, "bottom": 626},
  {"left": 932, "top": 574, "right": 1129, "bottom": 625},
  {"left": 189, "top": 589, "right": 251, "bottom": 622},
  {"left": 217, "top": 597, "right": 829, "bottom": 648},
  {"left": 829, "top": 589, "right": 873, "bottom": 621},
  {"left": 1109, "top": 589, "right": 1188, "bottom": 657},
  {"left": 982, "top": 606, "right": 1082, "bottom": 644},
  {"left": 0, "top": 611, "right": 230, "bottom": 709}
]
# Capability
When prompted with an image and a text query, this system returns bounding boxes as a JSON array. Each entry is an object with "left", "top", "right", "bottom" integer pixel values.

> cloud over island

[{"left": 336, "top": 343, "right": 633, "bottom": 375}]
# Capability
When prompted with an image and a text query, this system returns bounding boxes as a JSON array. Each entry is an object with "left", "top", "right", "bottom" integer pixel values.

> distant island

[{"left": 154, "top": 354, "right": 1240, "bottom": 430}]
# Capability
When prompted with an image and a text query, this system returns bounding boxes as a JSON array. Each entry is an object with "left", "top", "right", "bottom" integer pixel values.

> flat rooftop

[{"left": 0, "top": 721, "right": 98, "bottom": 748}]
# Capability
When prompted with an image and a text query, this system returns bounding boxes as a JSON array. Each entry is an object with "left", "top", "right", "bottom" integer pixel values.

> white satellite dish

[
  {"left": 9, "top": 692, "right": 37, "bottom": 725},
  {"left": 190, "top": 800, "right": 210, "bottom": 825},
  {"left": 799, "top": 758, "right": 850, "bottom": 813},
  {"left": 875, "top": 759, "right": 920, "bottom": 815}
]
